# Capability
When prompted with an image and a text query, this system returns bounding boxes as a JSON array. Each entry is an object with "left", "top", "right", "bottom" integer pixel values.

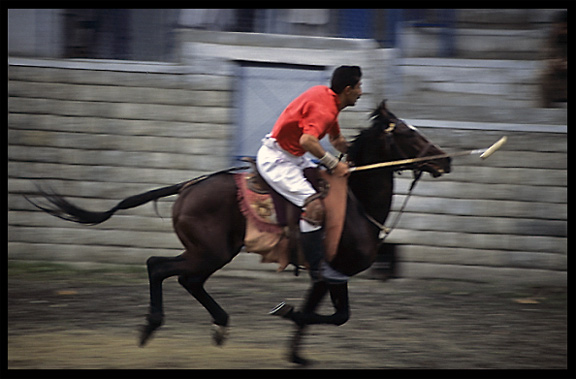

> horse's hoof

[
  {"left": 139, "top": 325, "right": 155, "bottom": 347},
  {"left": 289, "top": 352, "right": 312, "bottom": 366},
  {"left": 269, "top": 302, "right": 294, "bottom": 317},
  {"left": 139, "top": 313, "right": 163, "bottom": 347},
  {"left": 212, "top": 324, "right": 228, "bottom": 346}
]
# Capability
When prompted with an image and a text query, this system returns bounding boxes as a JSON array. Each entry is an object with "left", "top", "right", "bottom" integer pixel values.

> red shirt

[{"left": 270, "top": 85, "right": 341, "bottom": 156}]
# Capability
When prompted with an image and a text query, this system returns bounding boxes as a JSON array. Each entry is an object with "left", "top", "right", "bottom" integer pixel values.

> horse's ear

[
  {"left": 371, "top": 99, "right": 389, "bottom": 119},
  {"left": 378, "top": 99, "right": 390, "bottom": 118}
]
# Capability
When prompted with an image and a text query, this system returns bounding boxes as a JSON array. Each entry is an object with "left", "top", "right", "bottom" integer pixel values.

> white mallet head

[{"left": 480, "top": 136, "right": 508, "bottom": 159}]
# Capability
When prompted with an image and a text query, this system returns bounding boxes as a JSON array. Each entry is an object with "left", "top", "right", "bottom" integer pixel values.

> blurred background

[{"left": 8, "top": 8, "right": 567, "bottom": 286}]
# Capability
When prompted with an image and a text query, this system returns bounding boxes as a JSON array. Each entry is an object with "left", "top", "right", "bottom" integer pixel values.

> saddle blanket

[{"left": 234, "top": 170, "right": 347, "bottom": 272}]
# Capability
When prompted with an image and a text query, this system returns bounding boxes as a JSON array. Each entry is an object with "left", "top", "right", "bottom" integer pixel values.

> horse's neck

[{"left": 349, "top": 170, "right": 394, "bottom": 226}]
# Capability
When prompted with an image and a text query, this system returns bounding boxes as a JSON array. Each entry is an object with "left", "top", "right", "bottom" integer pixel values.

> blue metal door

[{"left": 234, "top": 63, "right": 329, "bottom": 161}]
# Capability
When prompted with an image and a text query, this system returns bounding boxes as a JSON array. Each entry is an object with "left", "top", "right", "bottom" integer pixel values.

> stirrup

[{"left": 269, "top": 301, "right": 294, "bottom": 317}]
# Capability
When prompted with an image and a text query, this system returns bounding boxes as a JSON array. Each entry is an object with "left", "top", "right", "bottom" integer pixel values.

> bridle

[{"left": 383, "top": 120, "right": 436, "bottom": 173}]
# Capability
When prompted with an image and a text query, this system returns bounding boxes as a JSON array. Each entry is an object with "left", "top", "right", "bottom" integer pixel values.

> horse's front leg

[
  {"left": 272, "top": 280, "right": 352, "bottom": 364},
  {"left": 289, "top": 325, "right": 309, "bottom": 365},
  {"left": 279, "top": 280, "right": 330, "bottom": 365}
]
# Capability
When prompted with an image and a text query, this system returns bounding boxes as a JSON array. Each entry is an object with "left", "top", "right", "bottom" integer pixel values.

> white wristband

[{"left": 319, "top": 152, "right": 339, "bottom": 170}]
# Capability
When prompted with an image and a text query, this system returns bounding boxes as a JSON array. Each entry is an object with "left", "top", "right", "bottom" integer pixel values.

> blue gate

[{"left": 233, "top": 62, "right": 330, "bottom": 161}]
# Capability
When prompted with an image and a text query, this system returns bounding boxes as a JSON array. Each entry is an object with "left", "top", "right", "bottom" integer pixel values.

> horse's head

[{"left": 348, "top": 100, "right": 451, "bottom": 177}]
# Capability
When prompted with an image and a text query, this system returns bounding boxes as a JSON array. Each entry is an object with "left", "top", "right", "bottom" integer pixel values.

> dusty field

[{"left": 7, "top": 261, "right": 569, "bottom": 370}]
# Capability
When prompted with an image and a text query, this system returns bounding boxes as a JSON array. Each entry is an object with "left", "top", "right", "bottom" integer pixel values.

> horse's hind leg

[
  {"left": 178, "top": 275, "right": 229, "bottom": 345},
  {"left": 139, "top": 254, "right": 187, "bottom": 347}
]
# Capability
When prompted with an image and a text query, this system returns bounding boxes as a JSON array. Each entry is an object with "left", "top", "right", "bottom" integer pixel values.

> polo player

[{"left": 256, "top": 65, "right": 362, "bottom": 320}]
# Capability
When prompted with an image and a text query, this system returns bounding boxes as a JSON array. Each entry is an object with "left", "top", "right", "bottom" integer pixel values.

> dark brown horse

[{"left": 27, "top": 100, "right": 451, "bottom": 365}]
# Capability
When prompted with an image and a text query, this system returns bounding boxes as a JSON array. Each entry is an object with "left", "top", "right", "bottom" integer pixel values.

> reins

[
  {"left": 363, "top": 169, "right": 422, "bottom": 243},
  {"left": 352, "top": 120, "right": 429, "bottom": 243}
]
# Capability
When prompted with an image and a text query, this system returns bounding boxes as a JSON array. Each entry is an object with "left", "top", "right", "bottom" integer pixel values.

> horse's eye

[
  {"left": 406, "top": 124, "right": 419, "bottom": 134},
  {"left": 400, "top": 124, "right": 418, "bottom": 137}
]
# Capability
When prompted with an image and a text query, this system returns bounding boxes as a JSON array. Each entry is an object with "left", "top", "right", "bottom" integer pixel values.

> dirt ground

[{"left": 7, "top": 261, "right": 569, "bottom": 370}]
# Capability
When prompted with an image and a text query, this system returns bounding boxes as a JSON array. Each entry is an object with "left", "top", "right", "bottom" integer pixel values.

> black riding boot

[{"left": 299, "top": 229, "right": 325, "bottom": 281}]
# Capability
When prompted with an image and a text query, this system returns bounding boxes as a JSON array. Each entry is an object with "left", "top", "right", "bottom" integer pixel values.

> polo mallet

[{"left": 349, "top": 136, "right": 507, "bottom": 173}]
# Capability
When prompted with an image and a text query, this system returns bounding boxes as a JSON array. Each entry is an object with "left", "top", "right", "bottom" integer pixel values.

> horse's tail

[
  {"left": 26, "top": 181, "right": 188, "bottom": 225},
  {"left": 26, "top": 167, "right": 248, "bottom": 226}
]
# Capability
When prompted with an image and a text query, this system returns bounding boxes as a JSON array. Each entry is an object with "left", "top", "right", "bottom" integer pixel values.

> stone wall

[
  {"left": 387, "top": 121, "right": 566, "bottom": 285},
  {"left": 8, "top": 33, "right": 393, "bottom": 266},
  {"left": 8, "top": 31, "right": 566, "bottom": 286},
  {"left": 8, "top": 57, "right": 233, "bottom": 263}
]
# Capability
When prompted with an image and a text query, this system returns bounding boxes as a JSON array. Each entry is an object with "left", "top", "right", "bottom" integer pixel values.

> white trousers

[
  {"left": 256, "top": 135, "right": 317, "bottom": 208},
  {"left": 257, "top": 135, "right": 320, "bottom": 232}
]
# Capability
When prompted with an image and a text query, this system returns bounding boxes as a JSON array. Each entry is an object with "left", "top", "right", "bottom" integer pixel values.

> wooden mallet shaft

[{"left": 350, "top": 136, "right": 507, "bottom": 173}]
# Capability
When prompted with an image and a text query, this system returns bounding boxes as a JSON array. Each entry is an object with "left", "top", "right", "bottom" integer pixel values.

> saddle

[{"left": 234, "top": 158, "right": 348, "bottom": 272}]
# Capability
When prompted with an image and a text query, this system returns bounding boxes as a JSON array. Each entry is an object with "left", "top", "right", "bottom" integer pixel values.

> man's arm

[
  {"left": 300, "top": 134, "right": 349, "bottom": 177},
  {"left": 329, "top": 133, "right": 349, "bottom": 154},
  {"left": 299, "top": 133, "right": 327, "bottom": 159}
]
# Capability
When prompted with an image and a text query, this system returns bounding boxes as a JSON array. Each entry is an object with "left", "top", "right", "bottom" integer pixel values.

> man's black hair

[{"left": 330, "top": 66, "right": 362, "bottom": 94}]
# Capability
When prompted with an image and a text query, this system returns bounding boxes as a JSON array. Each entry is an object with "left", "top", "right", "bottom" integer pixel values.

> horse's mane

[
  {"left": 347, "top": 124, "right": 380, "bottom": 164},
  {"left": 347, "top": 100, "right": 393, "bottom": 165}
]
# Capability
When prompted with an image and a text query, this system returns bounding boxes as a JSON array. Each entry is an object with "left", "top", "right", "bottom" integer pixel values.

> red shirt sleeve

[{"left": 299, "top": 101, "right": 340, "bottom": 139}]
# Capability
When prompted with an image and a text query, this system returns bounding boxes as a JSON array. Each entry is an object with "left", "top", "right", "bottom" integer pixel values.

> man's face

[{"left": 344, "top": 81, "right": 362, "bottom": 107}]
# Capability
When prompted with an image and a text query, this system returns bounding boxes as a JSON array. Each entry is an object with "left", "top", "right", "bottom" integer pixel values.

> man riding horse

[
  {"left": 257, "top": 66, "right": 363, "bottom": 322},
  {"left": 27, "top": 62, "right": 454, "bottom": 364}
]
